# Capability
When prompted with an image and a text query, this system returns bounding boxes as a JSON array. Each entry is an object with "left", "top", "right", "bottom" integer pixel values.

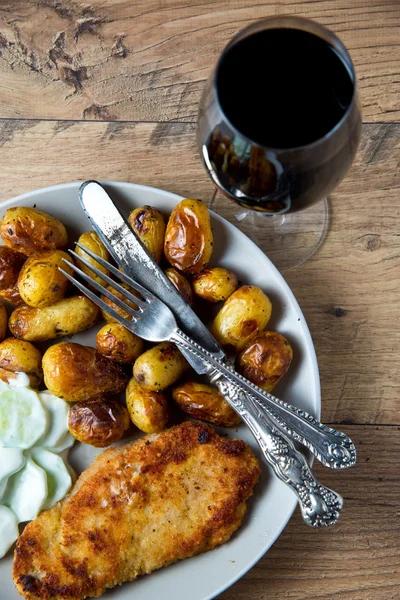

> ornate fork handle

[
  {"left": 171, "top": 329, "right": 356, "bottom": 470},
  {"left": 171, "top": 329, "right": 344, "bottom": 526}
]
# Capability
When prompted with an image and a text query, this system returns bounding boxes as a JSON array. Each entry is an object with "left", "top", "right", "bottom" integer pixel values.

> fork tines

[{"left": 59, "top": 244, "right": 151, "bottom": 329}]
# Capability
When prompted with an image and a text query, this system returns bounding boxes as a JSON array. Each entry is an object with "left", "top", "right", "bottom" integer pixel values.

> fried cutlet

[{"left": 13, "top": 421, "right": 260, "bottom": 600}]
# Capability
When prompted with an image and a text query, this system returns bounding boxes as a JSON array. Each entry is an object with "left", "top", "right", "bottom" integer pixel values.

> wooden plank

[
  {"left": 0, "top": 119, "right": 215, "bottom": 202},
  {"left": 212, "top": 123, "right": 400, "bottom": 424},
  {"left": 0, "top": 0, "right": 399, "bottom": 122},
  {"left": 218, "top": 425, "right": 400, "bottom": 600}
]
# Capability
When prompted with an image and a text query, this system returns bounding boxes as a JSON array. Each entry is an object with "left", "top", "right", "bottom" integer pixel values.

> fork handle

[
  {"left": 171, "top": 329, "right": 343, "bottom": 527},
  {"left": 171, "top": 329, "right": 356, "bottom": 470}
]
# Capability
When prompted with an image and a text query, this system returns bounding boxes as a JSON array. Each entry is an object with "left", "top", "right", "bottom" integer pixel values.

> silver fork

[{"left": 60, "top": 248, "right": 344, "bottom": 527}]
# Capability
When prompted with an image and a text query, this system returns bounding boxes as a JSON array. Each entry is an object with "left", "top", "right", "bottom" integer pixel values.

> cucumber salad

[{"left": 0, "top": 374, "right": 74, "bottom": 558}]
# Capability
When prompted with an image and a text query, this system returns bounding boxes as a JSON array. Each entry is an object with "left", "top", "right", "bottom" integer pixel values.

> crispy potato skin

[
  {"left": 236, "top": 331, "right": 293, "bottom": 392},
  {"left": 164, "top": 267, "right": 193, "bottom": 306},
  {"left": 211, "top": 285, "right": 272, "bottom": 352},
  {"left": 9, "top": 295, "right": 100, "bottom": 342},
  {"left": 68, "top": 399, "right": 130, "bottom": 447},
  {"left": 100, "top": 283, "right": 140, "bottom": 323},
  {"left": 128, "top": 206, "right": 166, "bottom": 263},
  {"left": 75, "top": 231, "right": 110, "bottom": 286},
  {"left": 0, "top": 337, "right": 43, "bottom": 387},
  {"left": 172, "top": 381, "right": 240, "bottom": 427},
  {"left": 125, "top": 377, "right": 169, "bottom": 433},
  {"left": 43, "top": 342, "right": 129, "bottom": 402},
  {"left": 96, "top": 323, "right": 144, "bottom": 364},
  {"left": 0, "top": 282, "right": 24, "bottom": 306},
  {"left": 17, "top": 250, "right": 72, "bottom": 308},
  {"left": 0, "top": 302, "right": 7, "bottom": 341},
  {"left": 164, "top": 199, "right": 213, "bottom": 274},
  {"left": 192, "top": 267, "right": 238, "bottom": 303},
  {"left": 133, "top": 342, "right": 189, "bottom": 391},
  {"left": 0, "top": 207, "right": 67, "bottom": 255},
  {"left": 0, "top": 246, "right": 25, "bottom": 291}
]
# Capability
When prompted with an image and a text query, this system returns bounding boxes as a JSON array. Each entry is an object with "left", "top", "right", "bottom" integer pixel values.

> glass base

[{"left": 212, "top": 196, "right": 329, "bottom": 271}]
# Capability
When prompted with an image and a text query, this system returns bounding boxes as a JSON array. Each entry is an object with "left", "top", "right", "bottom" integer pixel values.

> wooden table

[{"left": 0, "top": 2, "right": 399, "bottom": 598}]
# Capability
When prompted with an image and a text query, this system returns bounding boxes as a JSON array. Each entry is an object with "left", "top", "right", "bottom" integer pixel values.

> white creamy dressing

[{"left": 0, "top": 378, "right": 74, "bottom": 558}]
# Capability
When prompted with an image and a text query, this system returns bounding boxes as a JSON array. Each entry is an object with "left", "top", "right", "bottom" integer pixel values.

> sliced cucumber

[
  {"left": 30, "top": 448, "right": 72, "bottom": 510},
  {"left": 4, "top": 457, "right": 48, "bottom": 522},
  {"left": 0, "top": 505, "right": 18, "bottom": 558},
  {"left": 0, "top": 387, "right": 48, "bottom": 449},
  {"left": 0, "top": 448, "right": 25, "bottom": 500},
  {"left": 47, "top": 431, "right": 75, "bottom": 454},
  {"left": 36, "top": 391, "right": 69, "bottom": 449}
]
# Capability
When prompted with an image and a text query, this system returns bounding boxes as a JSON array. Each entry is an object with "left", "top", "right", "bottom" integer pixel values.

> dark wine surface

[{"left": 216, "top": 28, "right": 354, "bottom": 148}]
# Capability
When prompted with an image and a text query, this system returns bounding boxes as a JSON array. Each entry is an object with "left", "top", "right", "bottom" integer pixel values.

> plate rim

[{"left": 0, "top": 181, "right": 321, "bottom": 599}]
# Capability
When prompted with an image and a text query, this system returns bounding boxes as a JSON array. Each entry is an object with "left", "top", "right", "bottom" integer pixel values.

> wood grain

[
  {"left": 218, "top": 425, "right": 400, "bottom": 600},
  {"left": 0, "top": 0, "right": 399, "bottom": 122}
]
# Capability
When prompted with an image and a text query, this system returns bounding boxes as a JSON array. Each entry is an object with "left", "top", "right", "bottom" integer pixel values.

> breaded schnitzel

[{"left": 13, "top": 421, "right": 260, "bottom": 600}]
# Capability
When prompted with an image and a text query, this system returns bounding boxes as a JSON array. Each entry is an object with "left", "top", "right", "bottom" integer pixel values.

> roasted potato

[
  {"left": 236, "top": 331, "right": 293, "bottom": 392},
  {"left": 0, "top": 337, "right": 43, "bottom": 388},
  {"left": 74, "top": 231, "right": 110, "bottom": 286},
  {"left": 133, "top": 342, "right": 189, "bottom": 391},
  {"left": 17, "top": 250, "right": 73, "bottom": 308},
  {"left": 164, "top": 199, "right": 213, "bottom": 274},
  {"left": 100, "top": 283, "right": 140, "bottom": 323},
  {"left": 0, "top": 207, "right": 67, "bottom": 255},
  {"left": 0, "top": 282, "right": 24, "bottom": 306},
  {"left": 43, "top": 342, "right": 129, "bottom": 402},
  {"left": 164, "top": 267, "right": 193, "bottom": 306},
  {"left": 0, "top": 302, "right": 7, "bottom": 341},
  {"left": 211, "top": 285, "right": 272, "bottom": 352},
  {"left": 9, "top": 295, "right": 100, "bottom": 341},
  {"left": 125, "top": 377, "right": 169, "bottom": 433},
  {"left": 68, "top": 398, "right": 130, "bottom": 447},
  {"left": 192, "top": 267, "right": 238, "bottom": 303},
  {"left": 128, "top": 206, "right": 165, "bottom": 263},
  {"left": 96, "top": 323, "right": 143, "bottom": 364},
  {"left": 0, "top": 246, "right": 25, "bottom": 291},
  {"left": 172, "top": 381, "right": 240, "bottom": 427}
]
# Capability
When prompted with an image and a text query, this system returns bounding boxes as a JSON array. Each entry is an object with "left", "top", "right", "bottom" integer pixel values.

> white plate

[{"left": 0, "top": 182, "right": 320, "bottom": 600}]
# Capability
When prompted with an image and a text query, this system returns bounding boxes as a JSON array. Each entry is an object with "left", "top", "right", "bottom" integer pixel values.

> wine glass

[{"left": 197, "top": 16, "right": 361, "bottom": 270}]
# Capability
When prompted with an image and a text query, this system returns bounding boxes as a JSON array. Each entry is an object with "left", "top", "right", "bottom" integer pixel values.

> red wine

[
  {"left": 216, "top": 28, "right": 354, "bottom": 149},
  {"left": 200, "top": 26, "right": 361, "bottom": 213}
]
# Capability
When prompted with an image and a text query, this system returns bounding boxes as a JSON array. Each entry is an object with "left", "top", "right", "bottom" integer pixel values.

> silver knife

[{"left": 79, "top": 180, "right": 356, "bottom": 470}]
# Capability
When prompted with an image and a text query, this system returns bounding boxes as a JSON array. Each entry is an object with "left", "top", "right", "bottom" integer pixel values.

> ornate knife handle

[
  {"left": 212, "top": 373, "right": 343, "bottom": 527},
  {"left": 171, "top": 329, "right": 356, "bottom": 470}
]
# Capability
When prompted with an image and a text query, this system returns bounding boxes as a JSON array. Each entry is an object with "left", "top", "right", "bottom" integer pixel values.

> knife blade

[{"left": 79, "top": 181, "right": 225, "bottom": 373}]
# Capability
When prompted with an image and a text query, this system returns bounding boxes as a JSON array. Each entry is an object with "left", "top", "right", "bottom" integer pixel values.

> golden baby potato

[
  {"left": 43, "top": 342, "right": 129, "bottom": 402},
  {"left": 192, "top": 267, "right": 238, "bottom": 303},
  {"left": 74, "top": 231, "right": 110, "bottom": 285},
  {"left": 211, "top": 285, "right": 272, "bottom": 352},
  {"left": 100, "top": 283, "right": 140, "bottom": 323},
  {"left": 133, "top": 342, "right": 189, "bottom": 391},
  {"left": 0, "top": 207, "right": 67, "bottom": 255},
  {"left": 164, "top": 267, "right": 193, "bottom": 306},
  {"left": 172, "top": 381, "right": 240, "bottom": 427},
  {"left": 0, "top": 337, "right": 43, "bottom": 388},
  {"left": 9, "top": 295, "right": 100, "bottom": 342},
  {"left": 164, "top": 199, "right": 213, "bottom": 274},
  {"left": 96, "top": 323, "right": 143, "bottom": 364},
  {"left": 125, "top": 377, "right": 169, "bottom": 434},
  {"left": 68, "top": 398, "right": 130, "bottom": 448},
  {"left": 236, "top": 331, "right": 293, "bottom": 393},
  {"left": 128, "top": 206, "right": 166, "bottom": 263},
  {"left": 0, "top": 302, "right": 7, "bottom": 342},
  {"left": 17, "top": 250, "right": 73, "bottom": 308}
]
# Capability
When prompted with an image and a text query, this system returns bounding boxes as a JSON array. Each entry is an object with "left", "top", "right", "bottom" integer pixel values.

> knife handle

[{"left": 171, "top": 328, "right": 356, "bottom": 470}]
